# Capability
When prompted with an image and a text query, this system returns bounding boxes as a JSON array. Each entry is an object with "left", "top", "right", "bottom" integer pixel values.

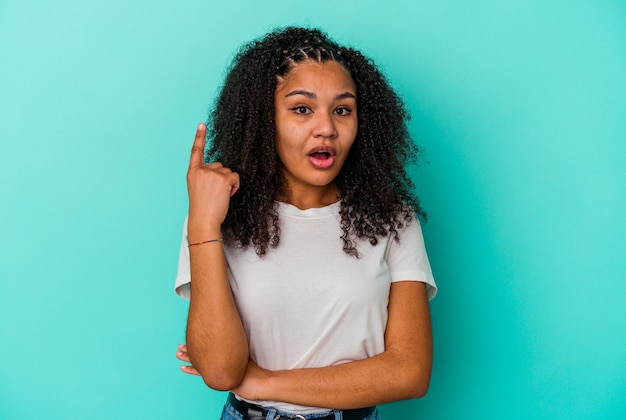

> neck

[{"left": 277, "top": 183, "right": 341, "bottom": 210}]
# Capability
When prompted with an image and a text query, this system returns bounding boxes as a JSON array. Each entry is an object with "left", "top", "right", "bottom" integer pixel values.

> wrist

[
  {"left": 255, "top": 368, "right": 277, "bottom": 401},
  {"left": 187, "top": 221, "right": 222, "bottom": 244}
]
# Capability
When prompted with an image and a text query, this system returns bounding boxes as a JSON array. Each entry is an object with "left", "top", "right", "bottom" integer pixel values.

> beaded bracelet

[{"left": 188, "top": 238, "right": 223, "bottom": 247}]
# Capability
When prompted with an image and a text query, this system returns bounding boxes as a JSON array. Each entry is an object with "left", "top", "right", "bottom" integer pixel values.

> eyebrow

[{"left": 284, "top": 90, "right": 357, "bottom": 100}]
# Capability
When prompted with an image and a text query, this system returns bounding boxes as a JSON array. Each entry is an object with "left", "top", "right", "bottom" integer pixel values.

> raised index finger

[{"left": 189, "top": 123, "right": 207, "bottom": 170}]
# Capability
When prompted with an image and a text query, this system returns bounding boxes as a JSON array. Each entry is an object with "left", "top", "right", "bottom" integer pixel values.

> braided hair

[{"left": 206, "top": 27, "right": 425, "bottom": 257}]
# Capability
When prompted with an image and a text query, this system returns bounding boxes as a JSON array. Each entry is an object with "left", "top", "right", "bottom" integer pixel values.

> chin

[{"left": 309, "top": 175, "right": 339, "bottom": 187}]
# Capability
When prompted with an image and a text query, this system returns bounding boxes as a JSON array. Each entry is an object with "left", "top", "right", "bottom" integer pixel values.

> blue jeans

[{"left": 220, "top": 400, "right": 381, "bottom": 420}]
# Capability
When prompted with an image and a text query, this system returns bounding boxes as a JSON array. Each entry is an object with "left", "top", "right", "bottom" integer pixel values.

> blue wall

[{"left": 1, "top": 1, "right": 624, "bottom": 419}]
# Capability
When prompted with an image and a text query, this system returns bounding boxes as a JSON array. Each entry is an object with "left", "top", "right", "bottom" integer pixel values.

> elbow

[
  {"left": 186, "top": 346, "right": 247, "bottom": 391},
  {"left": 185, "top": 334, "right": 248, "bottom": 391},
  {"left": 199, "top": 368, "right": 244, "bottom": 391},
  {"left": 408, "top": 378, "right": 430, "bottom": 399},
  {"left": 399, "top": 365, "right": 432, "bottom": 399},
  {"left": 192, "top": 356, "right": 247, "bottom": 391}
]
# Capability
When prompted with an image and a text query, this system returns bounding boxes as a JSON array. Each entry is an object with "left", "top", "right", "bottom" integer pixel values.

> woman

[{"left": 175, "top": 27, "right": 437, "bottom": 420}]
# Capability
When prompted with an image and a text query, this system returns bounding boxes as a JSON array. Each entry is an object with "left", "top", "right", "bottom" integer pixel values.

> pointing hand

[{"left": 186, "top": 123, "right": 240, "bottom": 239}]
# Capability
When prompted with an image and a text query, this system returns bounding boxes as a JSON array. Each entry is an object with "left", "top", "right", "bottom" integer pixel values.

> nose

[{"left": 313, "top": 110, "right": 338, "bottom": 138}]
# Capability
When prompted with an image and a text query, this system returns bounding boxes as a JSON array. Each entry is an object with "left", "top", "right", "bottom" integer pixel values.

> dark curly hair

[{"left": 206, "top": 26, "right": 426, "bottom": 257}]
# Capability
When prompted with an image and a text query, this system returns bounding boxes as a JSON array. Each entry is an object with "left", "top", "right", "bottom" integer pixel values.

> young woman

[{"left": 175, "top": 27, "right": 437, "bottom": 420}]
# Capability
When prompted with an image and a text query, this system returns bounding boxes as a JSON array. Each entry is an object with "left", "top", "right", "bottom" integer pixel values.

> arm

[
  {"left": 185, "top": 123, "right": 249, "bottom": 390},
  {"left": 232, "top": 281, "right": 433, "bottom": 409}
]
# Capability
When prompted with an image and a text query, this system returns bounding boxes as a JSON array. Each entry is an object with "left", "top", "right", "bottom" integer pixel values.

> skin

[
  {"left": 180, "top": 59, "right": 433, "bottom": 408},
  {"left": 273, "top": 60, "right": 358, "bottom": 209},
  {"left": 185, "top": 124, "right": 249, "bottom": 390}
]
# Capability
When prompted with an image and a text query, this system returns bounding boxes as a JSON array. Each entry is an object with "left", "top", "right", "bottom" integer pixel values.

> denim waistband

[{"left": 226, "top": 393, "right": 376, "bottom": 420}]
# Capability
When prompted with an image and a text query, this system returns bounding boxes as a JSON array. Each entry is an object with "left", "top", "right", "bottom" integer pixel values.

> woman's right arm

[{"left": 184, "top": 123, "right": 248, "bottom": 390}]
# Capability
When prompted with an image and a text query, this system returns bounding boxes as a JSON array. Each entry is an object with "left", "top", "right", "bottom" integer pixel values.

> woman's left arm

[{"left": 234, "top": 280, "right": 432, "bottom": 409}]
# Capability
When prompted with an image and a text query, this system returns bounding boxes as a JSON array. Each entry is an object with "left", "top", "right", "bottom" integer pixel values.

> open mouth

[
  {"left": 308, "top": 146, "right": 336, "bottom": 169},
  {"left": 310, "top": 151, "right": 332, "bottom": 160}
]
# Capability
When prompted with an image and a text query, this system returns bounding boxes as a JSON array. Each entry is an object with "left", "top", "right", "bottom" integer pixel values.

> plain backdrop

[{"left": 1, "top": 1, "right": 625, "bottom": 419}]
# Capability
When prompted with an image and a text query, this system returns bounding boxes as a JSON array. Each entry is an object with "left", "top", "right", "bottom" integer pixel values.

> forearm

[
  {"left": 256, "top": 348, "right": 431, "bottom": 409},
  {"left": 236, "top": 282, "right": 433, "bottom": 409},
  {"left": 186, "top": 231, "right": 248, "bottom": 390}
]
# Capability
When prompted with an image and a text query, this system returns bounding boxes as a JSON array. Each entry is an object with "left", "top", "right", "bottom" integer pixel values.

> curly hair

[{"left": 206, "top": 26, "right": 426, "bottom": 257}]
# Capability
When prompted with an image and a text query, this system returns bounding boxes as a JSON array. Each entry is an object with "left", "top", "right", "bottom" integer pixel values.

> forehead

[{"left": 275, "top": 60, "right": 356, "bottom": 95}]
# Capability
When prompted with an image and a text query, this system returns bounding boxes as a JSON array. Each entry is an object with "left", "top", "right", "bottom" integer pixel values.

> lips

[{"left": 307, "top": 146, "right": 336, "bottom": 169}]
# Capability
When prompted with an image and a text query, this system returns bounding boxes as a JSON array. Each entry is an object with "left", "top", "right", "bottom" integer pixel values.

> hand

[
  {"left": 176, "top": 344, "right": 201, "bottom": 376},
  {"left": 187, "top": 123, "right": 240, "bottom": 238}
]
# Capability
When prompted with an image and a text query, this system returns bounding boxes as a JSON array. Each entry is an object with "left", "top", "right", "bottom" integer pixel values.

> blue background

[{"left": 1, "top": 1, "right": 625, "bottom": 419}]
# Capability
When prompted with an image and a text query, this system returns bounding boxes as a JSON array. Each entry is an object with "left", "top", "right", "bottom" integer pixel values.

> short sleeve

[
  {"left": 385, "top": 220, "right": 437, "bottom": 300},
  {"left": 174, "top": 217, "right": 191, "bottom": 300}
]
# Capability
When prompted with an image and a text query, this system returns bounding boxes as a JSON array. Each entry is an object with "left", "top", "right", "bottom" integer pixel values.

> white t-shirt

[{"left": 175, "top": 201, "right": 436, "bottom": 414}]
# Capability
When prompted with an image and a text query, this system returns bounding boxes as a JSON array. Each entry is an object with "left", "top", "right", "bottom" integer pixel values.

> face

[{"left": 274, "top": 60, "right": 358, "bottom": 200}]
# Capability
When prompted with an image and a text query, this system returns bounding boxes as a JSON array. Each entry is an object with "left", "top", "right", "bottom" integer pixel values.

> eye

[
  {"left": 290, "top": 106, "right": 312, "bottom": 115},
  {"left": 334, "top": 106, "right": 352, "bottom": 116}
]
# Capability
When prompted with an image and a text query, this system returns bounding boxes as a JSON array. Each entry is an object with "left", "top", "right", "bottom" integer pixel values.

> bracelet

[{"left": 188, "top": 238, "right": 223, "bottom": 247}]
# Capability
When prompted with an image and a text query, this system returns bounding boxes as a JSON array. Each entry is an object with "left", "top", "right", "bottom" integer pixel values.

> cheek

[
  {"left": 275, "top": 135, "right": 299, "bottom": 167},
  {"left": 340, "top": 118, "right": 358, "bottom": 141},
  {"left": 277, "top": 127, "right": 302, "bottom": 152},
  {"left": 344, "top": 127, "right": 358, "bottom": 150}
]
